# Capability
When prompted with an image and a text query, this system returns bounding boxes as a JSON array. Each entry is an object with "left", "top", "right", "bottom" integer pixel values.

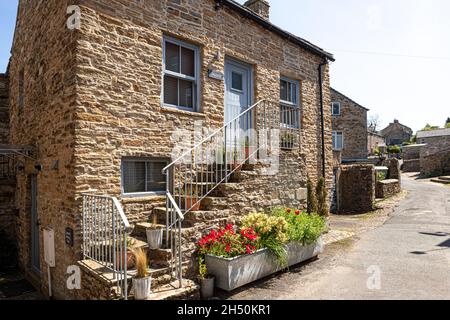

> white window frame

[
  {"left": 332, "top": 131, "right": 344, "bottom": 151},
  {"left": 280, "top": 76, "right": 301, "bottom": 129},
  {"left": 162, "top": 36, "right": 201, "bottom": 112},
  {"left": 331, "top": 102, "right": 341, "bottom": 116},
  {"left": 121, "top": 158, "right": 168, "bottom": 197}
]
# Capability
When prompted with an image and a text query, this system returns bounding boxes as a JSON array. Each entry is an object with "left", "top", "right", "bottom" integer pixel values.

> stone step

[
  {"left": 144, "top": 279, "right": 199, "bottom": 301},
  {"left": 439, "top": 176, "right": 450, "bottom": 182},
  {"left": 431, "top": 178, "right": 450, "bottom": 185},
  {"left": 199, "top": 196, "right": 229, "bottom": 210}
]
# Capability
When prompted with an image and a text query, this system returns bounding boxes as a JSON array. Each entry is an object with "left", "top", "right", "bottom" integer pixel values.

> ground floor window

[
  {"left": 332, "top": 131, "right": 343, "bottom": 150},
  {"left": 122, "top": 159, "right": 167, "bottom": 195}
]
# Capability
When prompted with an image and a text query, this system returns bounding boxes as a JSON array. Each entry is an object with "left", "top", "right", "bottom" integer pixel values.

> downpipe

[{"left": 318, "top": 57, "right": 328, "bottom": 178}]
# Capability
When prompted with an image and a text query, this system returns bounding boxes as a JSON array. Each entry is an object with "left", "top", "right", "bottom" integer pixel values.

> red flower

[
  {"left": 295, "top": 210, "right": 300, "bottom": 216},
  {"left": 226, "top": 245, "right": 231, "bottom": 253},
  {"left": 286, "top": 208, "right": 292, "bottom": 214}
]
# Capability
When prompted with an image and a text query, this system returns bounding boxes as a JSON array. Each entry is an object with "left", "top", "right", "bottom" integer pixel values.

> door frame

[{"left": 224, "top": 57, "right": 254, "bottom": 122}]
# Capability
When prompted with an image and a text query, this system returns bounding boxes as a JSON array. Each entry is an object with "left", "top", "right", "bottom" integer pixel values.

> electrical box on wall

[{"left": 43, "top": 228, "right": 55, "bottom": 267}]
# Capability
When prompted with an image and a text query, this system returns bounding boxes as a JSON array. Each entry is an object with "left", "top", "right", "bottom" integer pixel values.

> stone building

[
  {"left": 367, "top": 130, "right": 385, "bottom": 156},
  {"left": 380, "top": 120, "right": 413, "bottom": 146},
  {"left": 2, "top": 0, "right": 334, "bottom": 299},
  {"left": 416, "top": 129, "right": 450, "bottom": 177},
  {"left": 330, "top": 88, "right": 369, "bottom": 161}
]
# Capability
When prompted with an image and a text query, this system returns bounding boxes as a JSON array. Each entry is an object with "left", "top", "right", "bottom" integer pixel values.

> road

[{"left": 226, "top": 174, "right": 450, "bottom": 300}]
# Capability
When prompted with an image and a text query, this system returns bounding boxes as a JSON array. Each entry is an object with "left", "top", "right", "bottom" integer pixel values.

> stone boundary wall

[
  {"left": 402, "top": 144, "right": 424, "bottom": 173},
  {"left": 383, "top": 158, "right": 401, "bottom": 186},
  {"left": 420, "top": 138, "right": 450, "bottom": 177},
  {"left": 0, "top": 74, "right": 9, "bottom": 143},
  {"left": 336, "top": 164, "right": 375, "bottom": 214},
  {"left": 376, "top": 179, "right": 400, "bottom": 199}
]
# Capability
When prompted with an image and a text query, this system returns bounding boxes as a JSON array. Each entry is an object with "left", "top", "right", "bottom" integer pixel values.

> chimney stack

[{"left": 244, "top": 0, "right": 270, "bottom": 20}]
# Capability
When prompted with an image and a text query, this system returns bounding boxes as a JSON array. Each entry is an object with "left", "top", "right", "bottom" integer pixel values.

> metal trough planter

[{"left": 205, "top": 237, "right": 324, "bottom": 292}]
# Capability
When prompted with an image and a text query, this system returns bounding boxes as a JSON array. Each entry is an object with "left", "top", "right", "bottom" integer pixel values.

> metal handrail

[
  {"left": 161, "top": 99, "right": 298, "bottom": 288},
  {"left": 82, "top": 194, "right": 131, "bottom": 300},
  {"left": 162, "top": 99, "right": 264, "bottom": 173}
]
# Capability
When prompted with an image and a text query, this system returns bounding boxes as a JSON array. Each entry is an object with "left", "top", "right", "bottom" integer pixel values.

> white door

[{"left": 224, "top": 59, "right": 252, "bottom": 151}]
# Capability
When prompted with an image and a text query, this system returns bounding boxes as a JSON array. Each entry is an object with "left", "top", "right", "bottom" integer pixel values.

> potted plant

[
  {"left": 198, "top": 255, "right": 215, "bottom": 300},
  {"left": 281, "top": 132, "right": 294, "bottom": 149},
  {"left": 146, "top": 225, "right": 164, "bottom": 250},
  {"left": 132, "top": 248, "right": 152, "bottom": 300},
  {"left": 114, "top": 236, "right": 136, "bottom": 270},
  {"left": 181, "top": 184, "right": 201, "bottom": 212}
]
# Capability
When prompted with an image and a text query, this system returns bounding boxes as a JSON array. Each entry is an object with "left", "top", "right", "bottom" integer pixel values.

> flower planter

[
  {"left": 146, "top": 228, "right": 163, "bottom": 249},
  {"left": 205, "top": 237, "right": 324, "bottom": 292},
  {"left": 132, "top": 277, "right": 152, "bottom": 300},
  {"left": 199, "top": 276, "right": 215, "bottom": 300},
  {"left": 183, "top": 197, "right": 201, "bottom": 212}
]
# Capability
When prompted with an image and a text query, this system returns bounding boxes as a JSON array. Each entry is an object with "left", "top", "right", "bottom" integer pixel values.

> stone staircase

[
  {"left": 430, "top": 176, "right": 450, "bottom": 185},
  {"left": 80, "top": 164, "right": 258, "bottom": 300}
]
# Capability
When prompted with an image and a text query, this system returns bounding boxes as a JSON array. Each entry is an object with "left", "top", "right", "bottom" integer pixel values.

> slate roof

[{"left": 416, "top": 128, "right": 450, "bottom": 139}]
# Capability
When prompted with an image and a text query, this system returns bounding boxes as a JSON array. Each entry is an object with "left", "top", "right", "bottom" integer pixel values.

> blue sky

[{"left": 1, "top": 0, "right": 449, "bottom": 133}]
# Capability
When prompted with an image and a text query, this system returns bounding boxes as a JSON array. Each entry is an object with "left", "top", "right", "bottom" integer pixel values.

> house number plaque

[{"left": 208, "top": 69, "right": 224, "bottom": 81}]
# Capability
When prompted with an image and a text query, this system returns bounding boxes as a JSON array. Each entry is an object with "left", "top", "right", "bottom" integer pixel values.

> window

[
  {"left": 280, "top": 77, "right": 300, "bottom": 128},
  {"left": 163, "top": 37, "right": 199, "bottom": 111},
  {"left": 332, "top": 132, "right": 343, "bottom": 150},
  {"left": 122, "top": 159, "right": 167, "bottom": 195},
  {"left": 331, "top": 102, "right": 341, "bottom": 116},
  {"left": 231, "top": 72, "right": 243, "bottom": 91},
  {"left": 19, "top": 69, "right": 24, "bottom": 113}
]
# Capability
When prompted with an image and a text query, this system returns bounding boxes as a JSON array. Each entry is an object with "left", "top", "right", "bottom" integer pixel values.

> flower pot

[
  {"left": 199, "top": 276, "right": 215, "bottom": 300},
  {"left": 184, "top": 197, "right": 201, "bottom": 212},
  {"left": 115, "top": 249, "right": 135, "bottom": 270},
  {"left": 133, "top": 277, "right": 152, "bottom": 300},
  {"left": 146, "top": 228, "right": 163, "bottom": 249},
  {"left": 205, "top": 237, "right": 324, "bottom": 291}
]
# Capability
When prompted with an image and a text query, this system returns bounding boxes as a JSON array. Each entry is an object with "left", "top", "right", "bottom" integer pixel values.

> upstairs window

[
  {"left": 280, "top": 77, "right": 300, "bottom": 128},
  {"left": 163, "top": 37, "right": 200, "bottom": 111},
  {"left": 331, "top": 102, "right": 341, "bottom": 116},
  {"left": 122, "top": 159, "right": 167, "bottom": 196},
  {"left": 18, "top": 69, "right": 24, "bottom": 113},
  {"left": 332, "top": 131, "right": 343, "bottom": 150}
]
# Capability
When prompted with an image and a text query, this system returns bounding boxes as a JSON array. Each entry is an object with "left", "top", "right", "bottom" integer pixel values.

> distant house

[
  {"left": 331, "top": 88, "right": 369, "bottom": 161},
  {"left": 380, "top": 120, "right": 413, "bottom": 146},
  {"left": 416, "top": 128, "right": 450, "bottom": 145},
  {"left": 368, "top": 130, "right": 386, "bottom": 155}
]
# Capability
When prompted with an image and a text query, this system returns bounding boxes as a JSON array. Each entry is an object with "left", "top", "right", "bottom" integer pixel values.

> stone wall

[
  {"left": 402, "top": 144, "right": 424, "bottom": 173},
  {"left": 420, "top": 138, "right": 450, "bottom": 177},
  {"left": 336, "top": 164, "right": 375, "bottom": 214},
  {"left": 376, "top": 179, "right": 400, "bottom": 199},
  {"left": 383, "top": 158, "right": 401, "bottom": 182},
  {"left": 331, "top": 88, "right": 368, "bottom": 160},
  {"left": 9, "top": 0, "right": 78, "bottom": 299},
  {"left": 0, "top": 74, "right": 9, "bottom": 143},
  {"left": 9, "top": 0, "right": 333, "bottom": 300}
]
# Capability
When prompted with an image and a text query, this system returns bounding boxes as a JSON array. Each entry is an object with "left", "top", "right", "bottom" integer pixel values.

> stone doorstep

[
  {"left": 77, "top": 259, "right": 178, "bottom": 289},
  {"left": 144, "top": 279, "right": 199, "bottom": 301},
  {"left": 378, "top": 179, "right": 399, "bottom": 185}
]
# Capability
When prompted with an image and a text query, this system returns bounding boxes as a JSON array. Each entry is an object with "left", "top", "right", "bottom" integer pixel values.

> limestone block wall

[
  {"left": 331, "top": 89, "right": 368, "bottom": 160},
  {"left": 8, "top": 0, "right": 78, "bottom": 298},
  {"left": 420, "top": 139, "right": 450, "bottom": 177},
  {"left": 336, "top": 164, "right": 375, "bottom": 214},
  {"left": 73, "top": 0, "right": 333, "bottom": 219}
]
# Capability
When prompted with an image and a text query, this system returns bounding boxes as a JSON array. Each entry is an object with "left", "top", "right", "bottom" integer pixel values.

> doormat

[{"left": 0, "top": 279, "right": 36, "bottom": 299}]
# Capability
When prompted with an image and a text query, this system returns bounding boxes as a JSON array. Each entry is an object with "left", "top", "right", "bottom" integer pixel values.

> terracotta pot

[
  {"left": 185, "top": 197, "right": 201, "bottom": 212},
  {"left": 115, "top": 249, "right": 135, "bottom": 270}
]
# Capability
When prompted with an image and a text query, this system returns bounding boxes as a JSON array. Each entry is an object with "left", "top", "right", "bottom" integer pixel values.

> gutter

[{"left": 318, "top": 58, "right": 327, "bottom": 178}]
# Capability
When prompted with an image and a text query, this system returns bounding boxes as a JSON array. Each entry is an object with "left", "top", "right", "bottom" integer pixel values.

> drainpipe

[{"left": 318, "top": 57, "right": 328, "bottom": 178}]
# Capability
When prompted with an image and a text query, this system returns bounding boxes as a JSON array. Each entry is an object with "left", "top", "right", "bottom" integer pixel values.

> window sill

[
  {"left": 121, "top": 193, "right": 166, "bottom": 203},
  {"left": 161, "top": 105, "right": 206, "bottom": 118}
]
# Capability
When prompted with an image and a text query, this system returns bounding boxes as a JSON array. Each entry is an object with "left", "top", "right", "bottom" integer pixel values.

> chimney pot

[{"left": 244, "top": 0, "right": 270, "bottom": 20}]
